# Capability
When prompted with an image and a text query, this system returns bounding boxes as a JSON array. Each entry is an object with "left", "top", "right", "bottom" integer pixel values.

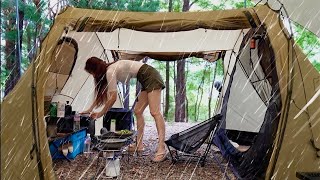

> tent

[{"left": 1, "top": 1, "right": 319, "bottom": 179}]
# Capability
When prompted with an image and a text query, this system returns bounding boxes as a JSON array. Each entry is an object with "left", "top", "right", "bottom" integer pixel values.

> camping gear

[
  {"left": 49, "top": 102, "right": 57, "bottom": 117},
  {"left": 94, "top": 131, "right": 136, "bottom": 178},
  {"left": 49, "top": 128, "right": 87, "bottom": 160},
  {"left": 83, "top": 133, "right": 91, "bottom": 153},
  {"left": 57, "top": 102, "right": 65, "bottom": 117},
  {"left": 165, "top": 114, "right": 222, "bottom": 166},
  {"left": 103, "top": 108, "right": 134, "bottom": 131},
  {"left": 64, "top": 101, "right": 72, "bottom": 117},
  {"left": 73, "top": 112, "right": 81, "bottom": 131},
  {"left": 57, "top": 116, "right": 74, "bottom": 133},
  {"left": 2, "top": 1, "right": 320, "bottom": 179},
  {"left": 95, "top": 131, "right": 136, "bottom": 150},
  {"left": 110, "top": 119, "right": 116, "bottom": 132},
  {"left": 105, "top": 157, "right": 120, "bottom": 178}
]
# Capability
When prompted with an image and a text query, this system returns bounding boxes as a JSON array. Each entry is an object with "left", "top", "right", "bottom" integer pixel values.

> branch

[{"left": 189, "top": 0, "right": 199, "bottom": 9}]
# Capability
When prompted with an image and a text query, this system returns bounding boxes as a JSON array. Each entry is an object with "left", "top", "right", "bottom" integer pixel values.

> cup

[{"left": 68, "top": 142, "right": 73, "bottom": 153}]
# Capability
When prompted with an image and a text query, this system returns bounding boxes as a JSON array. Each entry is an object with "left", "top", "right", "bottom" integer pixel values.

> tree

[
  {"left": 164, "top": 0, "right": 173, "bottom": 120},
  {"left": 3, "top": 1, "right": 20, "bottom": 95},
  {"left": 174, "top": 0, "right": 192, "bottom": 122}
]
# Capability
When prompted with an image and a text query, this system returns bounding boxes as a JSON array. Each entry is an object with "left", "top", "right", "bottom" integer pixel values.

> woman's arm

[{"left": 90, "top": 91, "right": 117, "bottom": 119}]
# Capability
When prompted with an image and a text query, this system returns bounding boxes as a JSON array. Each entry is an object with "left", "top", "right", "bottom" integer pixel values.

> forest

[{"left": 1, "top": 0, "right": 320, "bottom": 122}]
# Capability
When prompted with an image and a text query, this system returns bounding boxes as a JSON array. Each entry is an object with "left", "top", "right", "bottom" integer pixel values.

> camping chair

[{"left": 165, "top": 114, "right": 222, "bottom": 167}]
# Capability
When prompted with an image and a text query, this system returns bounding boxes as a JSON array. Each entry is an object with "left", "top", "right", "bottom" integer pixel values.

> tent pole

[{"left": 31, "top": 49, "right": 45, "bottom": 180}]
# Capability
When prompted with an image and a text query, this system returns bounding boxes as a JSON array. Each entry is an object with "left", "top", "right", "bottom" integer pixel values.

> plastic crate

[{"left": 49, "top": 128, "right": 87, "bottom": 159}]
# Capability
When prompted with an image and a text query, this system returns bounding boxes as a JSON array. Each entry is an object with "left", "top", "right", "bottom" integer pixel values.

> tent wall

[
  {"left": 50, "top": 33, "right": 123, "bottom": 110},
  {"left": 1, "top": 67, "right": 55, "bottom": 179},
  {"left": 268, "top": 44, "right": 320, "bottom": 179},
  {"left": 224, "top": 62, "right": 268, "bottom": 132},
  {"left": 253, "top": 6, "right": 320, "bottom": 180},
  {"left": 51, "top": 32, "right": 124, "bottom": 135}
]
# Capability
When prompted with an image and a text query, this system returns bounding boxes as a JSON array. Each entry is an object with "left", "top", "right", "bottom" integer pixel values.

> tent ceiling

[
  {"left": 253, "top": 0, "right": 320, "bottom": 38},
  {"left": 95, "top": 29, "right": 241, "bottom": 52},
  {"left": 67, "top": 29, "right": 244, "bottom": 60}
]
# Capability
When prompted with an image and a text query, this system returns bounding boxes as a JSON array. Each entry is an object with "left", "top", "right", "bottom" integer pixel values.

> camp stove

[
  {"left": 95, "top": 131, "right": 136, "bottom": 178},
  {"left": 99, "top": 149, "right": 121, "bottom": 178}
]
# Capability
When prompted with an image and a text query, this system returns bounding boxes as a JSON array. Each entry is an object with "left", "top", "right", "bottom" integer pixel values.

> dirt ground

[{"left": 53, "top": 122, "right": 236, "bottom": 180}]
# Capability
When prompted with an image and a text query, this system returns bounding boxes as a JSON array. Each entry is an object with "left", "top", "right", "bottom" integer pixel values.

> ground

[{"left": 53, "top": 122, "right": 236, "bottom": 180}]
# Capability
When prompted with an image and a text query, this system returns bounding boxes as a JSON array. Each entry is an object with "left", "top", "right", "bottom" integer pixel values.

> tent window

[
  {"left": 237, "top": 29, "right": 272, "bottom": 105},
  {"left": 45, "top": 37, "right": 78, "bottom": 100},
  {"left": 49, "top": 37, "right": 78, "bottom": 75}
]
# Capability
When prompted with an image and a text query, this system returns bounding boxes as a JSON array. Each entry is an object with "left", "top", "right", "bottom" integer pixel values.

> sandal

[{"left": 152, "top": 150, "right": 168, "bottom": 162}]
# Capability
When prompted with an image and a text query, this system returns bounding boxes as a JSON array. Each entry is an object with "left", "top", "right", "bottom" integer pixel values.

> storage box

[
  {"left": 49, "top": 128, "right": 87, "bottom": 159},
  {"left": 103, "top": 108, "right": 133, "bottom": 131}
]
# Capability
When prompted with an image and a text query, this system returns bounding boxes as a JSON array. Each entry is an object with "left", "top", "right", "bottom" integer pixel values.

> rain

[{"left": 1, "top": 0, "right": 320, "bottom": 180}]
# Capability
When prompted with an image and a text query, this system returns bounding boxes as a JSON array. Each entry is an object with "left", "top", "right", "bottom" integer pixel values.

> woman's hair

[{"left": 85, "top": 57, "right": 115, "bottom": 107}]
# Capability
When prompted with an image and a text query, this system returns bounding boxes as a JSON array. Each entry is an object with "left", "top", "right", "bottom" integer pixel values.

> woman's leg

[
  {"left": 133, "top": 91, "right": 149, "bottom": 150},
  {"left": 147, "top": 89, "right": 166, "bottom": 158}
]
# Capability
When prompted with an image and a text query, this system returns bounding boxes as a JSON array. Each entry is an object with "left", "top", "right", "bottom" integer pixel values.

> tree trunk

[
  {"left": 4, "top": 13, "right": 19, "bottom": 95},
  {"left": 33, "top": 0, "right": 42, "bottom": 54},
  {"left": 209, "top": 62, "right": 218, "bottom": 118},
  {"left": 164, "top": 0, "right": 173, "bottom": 120},
  {"left": 183, "top": 0, "right": 190, "bottom": 11},
  {"left": 174, "top": 0, "right": 190, "bottom": 122},
  {"left": 26, "top": 23, "right": 33, "bottom": 62},
  {"left": 17, "top": 0, "right": 25, "bottom": 69},
  {"left": 175, "top": 59, "right": 186, "bottom": 122}
]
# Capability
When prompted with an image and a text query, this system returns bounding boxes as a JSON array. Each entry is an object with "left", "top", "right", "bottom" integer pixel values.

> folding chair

[{"left": 165, "top": 114, "right": 222, "bottom": 167}]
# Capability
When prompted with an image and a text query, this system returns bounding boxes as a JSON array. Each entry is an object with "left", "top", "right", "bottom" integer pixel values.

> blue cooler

[{"left": 49, "top": 128, "right": 87, "bottom": 159}]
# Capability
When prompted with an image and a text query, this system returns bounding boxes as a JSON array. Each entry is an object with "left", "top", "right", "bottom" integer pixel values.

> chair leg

[
  {"left": 166, "top": 144, "right": 176, "bottom": 164},
  {"left": 201, "top": 144, "right": 211, "bottom": 166},
  {"left": 201, "top": 129, "right": 216, "bottom": 167}
]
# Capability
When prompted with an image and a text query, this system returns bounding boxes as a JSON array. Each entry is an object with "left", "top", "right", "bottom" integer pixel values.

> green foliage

[
  {"left": 70, "top": 0, "right": 160, "bottom": 12},
  {"left": 193, "top": 0, "right": 254, "bottom": 11},
  {"left": 1, "top": 64, "right": 9, "bottom": 91},
  {"left": 293, "top": 23, "right": 320, "bottom": 64},
  {"left": 312, "top": 61, "right": 320, "bottom": 72},
  {"left": 233, "top": 0, "right": 254, "bottom": 8}
]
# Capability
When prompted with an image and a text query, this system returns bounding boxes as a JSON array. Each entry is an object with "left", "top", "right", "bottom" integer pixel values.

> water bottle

[
  {"left": 84, "top": 133, "right": 91, "bottom": 155},
  {"left": 49, "top": 102, "right": 57, "bottom": 117},
  {"left": 73, "top": 112, "right": 81, "bottom": 131},
  {"left": 64, "top": 101, "right": 72, "bottom": 117},
  {"left": 57, "top": 101, "right": 65, "bottom": 117},
  {"left": 110, "top": 119, "right": 116, "bottom": 132}
]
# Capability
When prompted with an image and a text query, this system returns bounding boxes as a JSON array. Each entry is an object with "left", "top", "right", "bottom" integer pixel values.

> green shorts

[{"left": 137, "top": 64, "right": 165, "bottom": 93}]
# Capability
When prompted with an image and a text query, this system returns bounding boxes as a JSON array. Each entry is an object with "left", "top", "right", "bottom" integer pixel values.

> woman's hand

[{"left": 90, "top": 112, "right": 104, "bottom": 119}]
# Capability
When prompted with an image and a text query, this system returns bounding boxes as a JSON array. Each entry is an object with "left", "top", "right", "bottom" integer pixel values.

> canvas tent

[{"left": 1, "top": 1, "right": 320, "bottom": 180}]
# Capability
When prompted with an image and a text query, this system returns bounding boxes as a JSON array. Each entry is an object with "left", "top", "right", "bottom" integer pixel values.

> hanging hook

[{"left": 117, "top": 28, "right": 121, "bottom": 49}]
